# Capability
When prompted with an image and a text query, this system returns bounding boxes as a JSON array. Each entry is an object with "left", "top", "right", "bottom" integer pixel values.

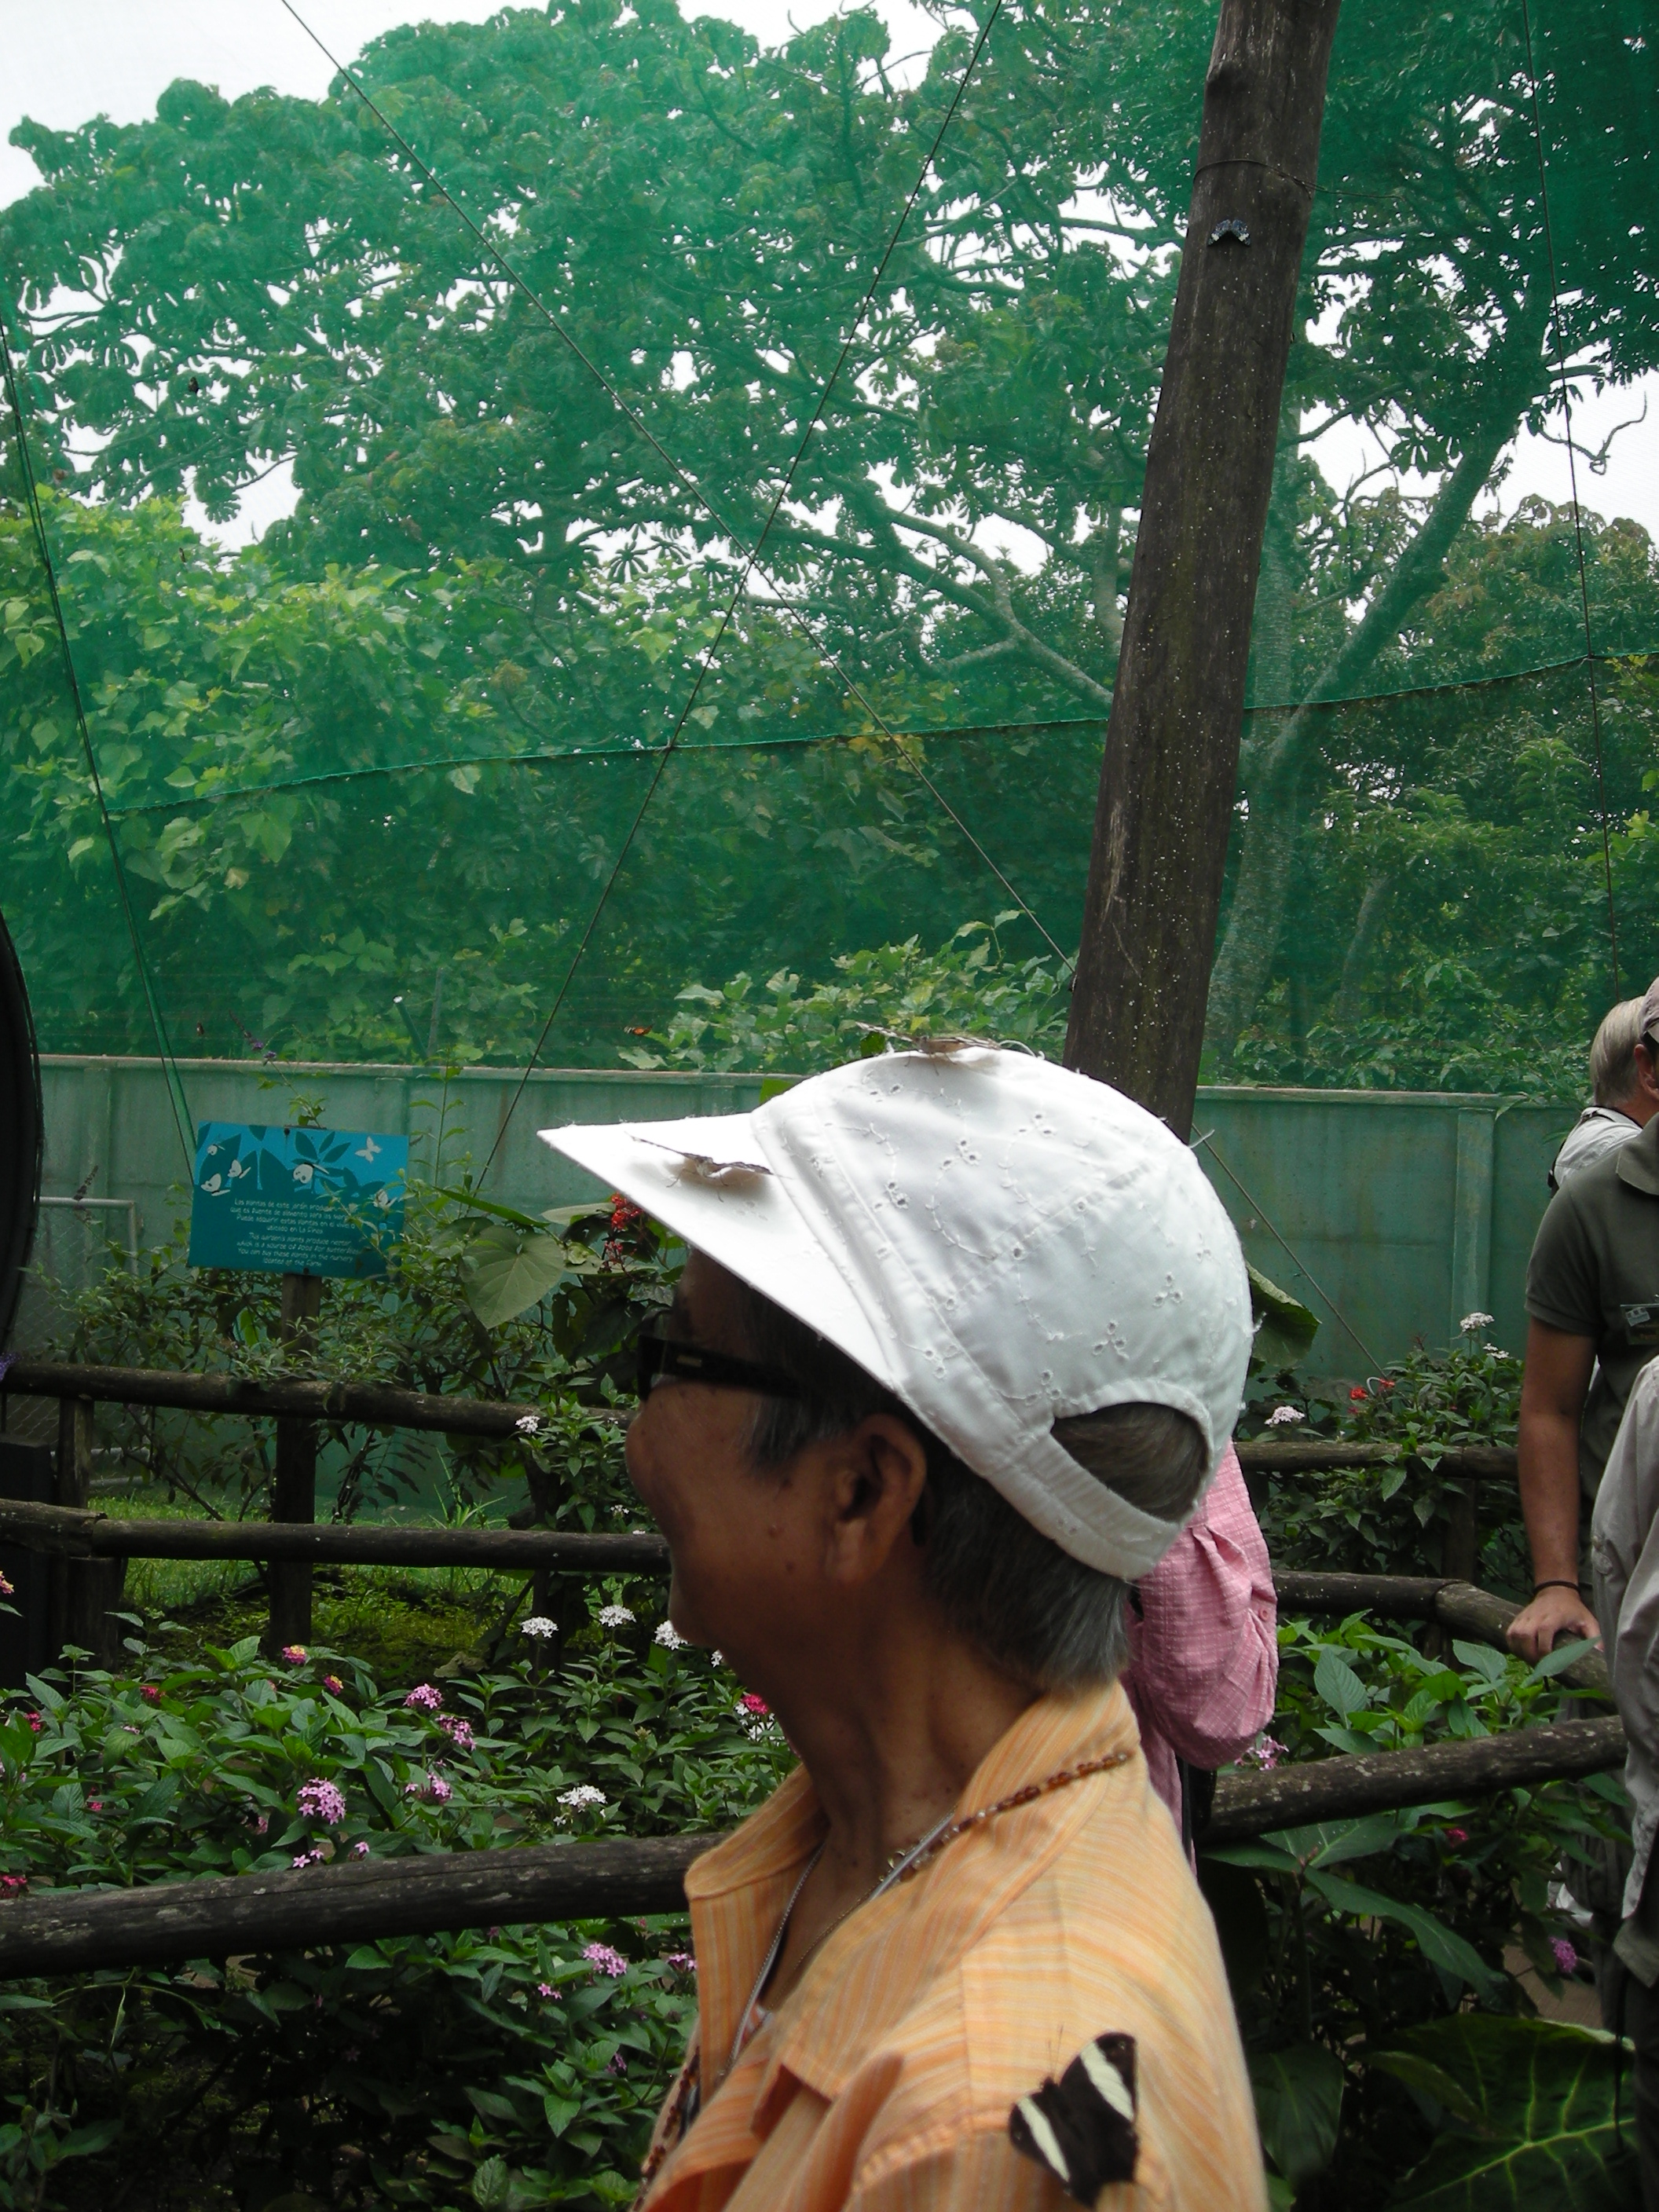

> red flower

[
  {"left": 1442, "top": 1825, "right": 1469, "bottom": 1845},
  {"left": 141, "top": 1685, "right": 162, "bottom": 1705},
  {"left": 739, "top": 1693, "right": 771, "bottom": 1717},
  {"left": 1350, "top": 1386, "right": 1368, "bottom": 1401}
]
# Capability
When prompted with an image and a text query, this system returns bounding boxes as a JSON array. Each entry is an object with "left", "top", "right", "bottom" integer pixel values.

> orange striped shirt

[{"left": 639, "top": 1681, "right": 1266, "bottom": 2210}]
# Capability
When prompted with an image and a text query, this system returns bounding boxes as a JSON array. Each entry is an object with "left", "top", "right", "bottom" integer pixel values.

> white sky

[{"left": 3, "top": 1, "right": 1654, "bottom": 555}]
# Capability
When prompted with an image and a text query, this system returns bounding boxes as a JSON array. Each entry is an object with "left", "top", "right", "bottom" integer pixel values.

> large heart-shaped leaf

[
  {"left": 1377, "top": 2017, "right": 1640, "bottom": 2210},
  {"left": 463, "top": 1225, "right": 569, "bottom": 1328},
  {"left": 1250, "top": 2042, "right": 1345, "bottom": 2187},
  {"left": 1247, "top": 1262, "right": 1321, "bottom": 1372}
]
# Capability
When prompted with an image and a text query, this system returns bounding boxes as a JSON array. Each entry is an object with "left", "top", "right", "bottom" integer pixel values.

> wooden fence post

[
  {"left": 53, "top": 1396, "right": 125, "bottom": 1667},
  {"left": 268, "top": 1273, "right": 322, "bottom": 1653}
]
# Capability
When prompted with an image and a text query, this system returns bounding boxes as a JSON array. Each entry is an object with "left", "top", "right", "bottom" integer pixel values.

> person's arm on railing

[{"left": 1508, "top": 1318, "right": 1599, "bottom": 1663}]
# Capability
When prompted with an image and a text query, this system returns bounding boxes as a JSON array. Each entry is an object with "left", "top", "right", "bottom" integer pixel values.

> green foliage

[
  {"left": 616, "top": 917, "right": 1070, "bottom": 1073},
  {"left": 42, "top": 1163, "right": 675, "bottom": 1525},
  {"left": 1375, "top": 2017, "right": 1641, "bottom": 2210},
  {"left": 0, "top": 1628, "right": 787, "bottom": 2210},
  {"left": 1206, "top": 1615, "right": 1627, "bottom": 2204},
  {"left": 5, "top": 0, "right": 1659, "bottom": 1082},
  {"left": 1244, "top": 1323, "right": 1526, "bottom": 1591}
]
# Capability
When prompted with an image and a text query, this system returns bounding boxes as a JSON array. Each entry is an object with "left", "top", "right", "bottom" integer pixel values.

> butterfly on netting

[{"left": 1008, "top": 2031, "right": 1138, "bottom": 2204}]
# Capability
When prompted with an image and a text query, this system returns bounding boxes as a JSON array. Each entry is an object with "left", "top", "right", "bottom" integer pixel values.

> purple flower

[
  {"left": 291, "top": 1849, "right": 323, "bottom": 1870},
  {"left": 536, "top": 1980, "right": 560, "bottom": 2000},
  {"left": 322, "top": 1674, "right": 344, "bottom": 1696},
  {"left": 1243, "top": 1736, "right": 1285, "bottom": 1771},
  {"left": 352, "top": 1840, "right": 370, "bottom": 1859},
  {"left": 665, "top": 1951, "right": 696, "bottom": 1974},
  {"left": 583, "top": 1942, "right": 629, "bottom": 1979},
  {"left": 297, "top": 1778, "right": 346, "bottom": 1826},
  {"left": 1442, "top": 1825, "right": 1469, "bottom": 1846},
  {"left": 280, "top": 1645, "right": 308, "bottom": 1666},
  {"left": 404, "top": 1773, "right": 452, "bottom": 1804},
  {"left": 1552, "top": 1936, "right": 1578, "bottom": 1976},
  {"left": 438, "top": 1716, "right": 474, "bottom": 1750},
  {"left": 404, "top": 1683, "right": 443, "bottom": 1713},
  {"left": 608, "top": 2052, "right": 628, "bottom": 2075}
]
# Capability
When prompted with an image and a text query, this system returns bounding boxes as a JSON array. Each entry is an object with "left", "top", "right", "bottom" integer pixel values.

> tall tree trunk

[
  {"left": 1203, "top": 294, "right": 1550, "bottom": 1054},
  {"left": 1064, "top": 0, "right": 1342, "bottom": 1132}
]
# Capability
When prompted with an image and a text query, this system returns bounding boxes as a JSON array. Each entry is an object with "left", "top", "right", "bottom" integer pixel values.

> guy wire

[{"left": 0, "top": 316, "right": 196, "bottom": 1174}]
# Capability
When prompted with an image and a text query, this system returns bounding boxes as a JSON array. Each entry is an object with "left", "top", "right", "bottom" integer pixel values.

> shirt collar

[
  {"left": 665, "top": 1679, "right": 1140, "bottom": 2196},
  {"left": 1618, "top": 1113, "right": 1659, "bottom": 1197}
]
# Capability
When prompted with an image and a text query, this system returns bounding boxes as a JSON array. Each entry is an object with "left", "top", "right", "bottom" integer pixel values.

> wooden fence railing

[{"left": 0, "top": 1362, "right": 1606, "bottom": 1987}]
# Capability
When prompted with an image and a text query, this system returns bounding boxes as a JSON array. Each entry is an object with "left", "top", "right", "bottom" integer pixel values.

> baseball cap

[
  {"left": 540, "top": 1047, "right": 1251, "bottom": 1579},
  {"left": 1641, "top": 975, "right": 1659, "bottom": 1045}
]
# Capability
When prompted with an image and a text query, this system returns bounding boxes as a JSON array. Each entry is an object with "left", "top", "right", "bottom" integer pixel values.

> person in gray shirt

[
  {"left": 1512, "top": 980, "right": 1659, "bottom": 1668},
  {"left": 1551, "top": 996, "right": 1656, "bottom": 1192}
]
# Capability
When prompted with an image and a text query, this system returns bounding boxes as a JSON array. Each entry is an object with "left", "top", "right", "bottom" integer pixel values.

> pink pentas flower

[
  {"left": 537, "top": 1981, "right": 560, "bottom": 2000},
  {"left": 404, "top": 1773, "right": 452, "bottom": 1804},
  {"left": 1442, "top": 1825, "right": 1469, "bottom": 1845},
  {"left": 665, "top": 1951, "right": 696, "bottom": 1973},
  {"left": 86, "top": 1798, "right": 102, "bottom": 1813},
  {"left": 583, "top": 1942, "right": 629, "bottom": 1979},
  {"left": 352, "top": 1840, "right": 370, "bottom": 1859},
  {"left": 609, "top": 2052, "right": 628, "bottom": 2075},
  {"left": 0, "top": 1874, "right": 27, "bottom": 1898},
  {"left": 280, "top": 1645, "right": 307, "bottom": 1665},
  {"left": 438, "top": 1716, "right": 474, "bottom": 1750},
  {"left": 141, "top": 1685, "right": 162, "bottom": 1705},
  {"left": 0, "top": 1569, "right": 13, "bottom": 1597},
  {"left": 1552, "top": 1936, "right": 1578, "bottom": 1976},
  {"left": 738, "top": 1693, "right": 770, "bottom": 1717},
  {"left": 291, "top": 1849, "right": 323, "bottom": 1870},
  {"left": 1243, "top": 1736, "right": 1285, "bottom": 1771},
  {"left": 404, "top": 1683, "right": 443, "bottom": 1713},
  {"left": 24, "top": 1712, "right": 41, "bottom": 1735},
  {"left": 297, "top": 1778, "right": 346, "bottom": 1826}
]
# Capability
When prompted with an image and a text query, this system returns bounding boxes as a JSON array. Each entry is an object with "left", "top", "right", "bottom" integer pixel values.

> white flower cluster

[
  {"left": 597, "top": 1603, "right": 636, "bottom": 1628},
  {"left": 1459, "top": 1311, "right": 1494, "bottom": 1334},
  {"left": 520, "top": 1615, "right": 558, "bottom": 1641},
  {"left": 654, "top": 1621, "right": 687, "bottom": 1650},
  {"left": 1264, "top": 1405, "right": 1306, "bottom": 1428},
  {"left": 558, "top": 1784, "right": 607, "bottom": 1810},
  {"left": 515, "top": 1412, "right": 543, "bottom": 1436}
]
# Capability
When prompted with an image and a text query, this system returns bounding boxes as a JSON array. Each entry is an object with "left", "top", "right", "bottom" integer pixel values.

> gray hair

[
  {"left": 731, "top": 1282, "right": 1207, "bottom": 1694},
  {"left": 1592, "top": 997, "right": 1647, "bottom": 1106}
]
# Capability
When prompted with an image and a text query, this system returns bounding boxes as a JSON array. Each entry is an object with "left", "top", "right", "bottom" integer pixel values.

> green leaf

[
  {"left": 1380, "top": 2018, "right": 1639, "bottom": 2209},
  {"left": 1314, "top": 1648, "right": 1370, "bottom": 1720},
  {"left": 1247, "top": 1263, "right": 1320, "bottom": 1372},
  {"left": 1306, "top": 1871, "right": 1505, "bottom": 1998},
  {"left": 1451, "top": 1639, "right": 1508, "bottom": 1685},
  {"left": 464, "top": 1227, "right": 569, "bottom": 1328},
  {"left": 1249, "top": 2042, "right": 1345, "bottom": 2187},
  {"left": 471, "top": 2156, "right": 511, "bottom": 2209},
  {"left": 1525, "top": 1639, "right": 1600, "bottom": 1683}
]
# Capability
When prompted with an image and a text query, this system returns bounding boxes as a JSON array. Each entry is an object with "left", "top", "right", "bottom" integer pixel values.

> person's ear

[
  {"left": 1639, "top": 1041, "right": 1659, "bottom": 1106},
  {"left": 820, "top": 1415, "right": 930, "bottom": 1585}
]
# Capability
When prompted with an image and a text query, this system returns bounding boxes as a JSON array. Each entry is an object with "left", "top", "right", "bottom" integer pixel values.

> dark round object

[{"left": 0, "top": 911, "right": 42, "bottom": 1350}]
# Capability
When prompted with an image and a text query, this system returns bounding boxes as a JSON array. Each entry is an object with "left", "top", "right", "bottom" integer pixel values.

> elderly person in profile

[{"left": 544, "top": 1049, "right": 1264, "bottom": 2211}]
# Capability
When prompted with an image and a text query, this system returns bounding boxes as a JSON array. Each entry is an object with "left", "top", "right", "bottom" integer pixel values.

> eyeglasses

[{"left": 635, "top": 1325, "right": 804, "bottom": 1401}]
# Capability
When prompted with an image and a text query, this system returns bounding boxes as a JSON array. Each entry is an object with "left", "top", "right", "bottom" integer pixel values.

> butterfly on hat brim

[{"left": 1008, "top": 2031, "right": 1137, "bottom": 2204}]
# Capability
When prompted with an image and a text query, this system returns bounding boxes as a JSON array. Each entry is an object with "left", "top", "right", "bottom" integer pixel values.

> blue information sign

[{"left": 188, "top": 1123, "right": 408, "bottom": 1279}]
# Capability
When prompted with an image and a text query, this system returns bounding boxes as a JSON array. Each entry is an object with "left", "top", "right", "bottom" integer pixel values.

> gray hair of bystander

[
  {"left": 732, "top": 1278, "right": 1207, "bottom": 1693},
  {"left": 1592, "top": 996, "right": 1648, "bottom": 1106}
]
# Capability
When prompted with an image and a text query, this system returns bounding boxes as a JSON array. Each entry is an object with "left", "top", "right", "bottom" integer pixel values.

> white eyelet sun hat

[{"left": 540, "top": 1046, "right": 1250, "bottom": 1579}]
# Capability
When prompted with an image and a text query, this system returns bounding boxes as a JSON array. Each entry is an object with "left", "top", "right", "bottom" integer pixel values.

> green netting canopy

[{"left": 3, "top": 0, "right": 1657, "bottom": 1158}]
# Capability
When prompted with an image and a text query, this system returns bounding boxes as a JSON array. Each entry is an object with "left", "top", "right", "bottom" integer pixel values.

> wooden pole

[
  {"left": 1, "top": 1358, "right": 568, "bottom": 1438},
  {"left": 1064, "top": 0, "right": 1342, "bottom": 1132},
  {"left": 51, "top": 1396, "right": 125, "bottom": 1666},
  {"left": 267, "top": 1273, "right": 321, "bottom": 1654},
  {"left": 0, "top": 1716, "right": 1623, "bottom": 1977}
]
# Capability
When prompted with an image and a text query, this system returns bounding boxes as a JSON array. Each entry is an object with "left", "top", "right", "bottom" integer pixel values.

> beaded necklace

[{"left": 632, "top": 1747, "right": 1132, "bottom": 2207}]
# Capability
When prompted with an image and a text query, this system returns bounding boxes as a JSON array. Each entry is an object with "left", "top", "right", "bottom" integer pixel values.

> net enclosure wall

[{"left": 2, "top": 0, "right": 1657, "bottom": 1168}]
